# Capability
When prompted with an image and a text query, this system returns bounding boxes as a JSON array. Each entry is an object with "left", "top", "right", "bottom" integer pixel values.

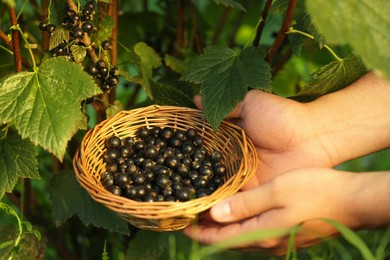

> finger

[
  {"left": 194, "top": 95, "right": 203, "bottom": 110},
  {"left": 210, "top": 182, "right": 277, "bottom": 223}
]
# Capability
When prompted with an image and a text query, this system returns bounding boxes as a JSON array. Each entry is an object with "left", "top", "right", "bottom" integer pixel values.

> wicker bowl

[{"left": 73, "top": 105, "right": 258, "bottom": 231}]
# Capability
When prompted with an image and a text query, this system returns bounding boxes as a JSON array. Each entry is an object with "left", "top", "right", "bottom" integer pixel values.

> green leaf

[
  {"left": 0, "top": 130, "right": 39, "bottom": 200},
  {"left": 126, "top": 230, "right": 167, "bottom": 259},
  {"left": 49, "top": 25, "right": 70, "bottom": 51},
  {"left": 97, "top": 16, "right": 115, "bottom": 42},
  {"left": 0, "top": 240, "right": 14, "bottom": 250},
  {"left": 106, "top": 100, "right": 123, "bottom": 118},
  {"left": 0, "top": 57, "right": 101, "bottom": 160},
  {"left": 70, "top": 45, "right": 87, "bottom": 64},
  {"left": 49, "top": 170, "right": 130, "bottom": 235},
  {"left": 164, "top": 54, "right": 188, "bottom": 74},
  {"left": 151, "top": 81, "right": 194, "bottom": 108},
  {"left": 291, "top": 54, "right": 366, "bottom": 102},
  {"left": 181, "top": 46, "right": 271, "bottom": 129},
  {"left": 133, "top": 42, "right": 162, "bottom": 98},
  {"left": 306, "top": 0, "right": 390, "bottom": 81},
  {"left": 102, "top": 240, "right": 109, "bottom": 260},
  {"left": 212, "top": 0, "right": 246, "bottom": 12},
  {"left": 321, "top": 219, "right": 375, "bottom": 260}
]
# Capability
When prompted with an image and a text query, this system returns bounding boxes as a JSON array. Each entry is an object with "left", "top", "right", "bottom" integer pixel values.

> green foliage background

[{"left": 0, "top": 0, "right": 389, "bottom": 259}]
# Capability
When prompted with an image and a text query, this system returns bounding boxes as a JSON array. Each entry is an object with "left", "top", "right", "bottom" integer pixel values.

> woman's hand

[{"left": 184, "top": 168, "right": 390, "bottom": 255}]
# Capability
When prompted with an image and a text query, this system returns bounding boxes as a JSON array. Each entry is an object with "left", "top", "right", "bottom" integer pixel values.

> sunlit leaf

[
  {"left": 291, "top": 54, "right": 366, "bottom": 102},
  {"left": 181, "top": 46, "right": 271, "bottom": 129},
  {"left": 306, "top": 0, "right": 390, "bottom": 81},
  {"left": 70, "top": 45, "right": 87, "bottom": 64},
  {"left": 0, "top": 57, "right": 101, "bottom": 160},
  {"left": 49, "top": 25, "right": 69, "bottom": 51},
  {"left": 164, "top": 54, "right": 188, "bottom": 74}
]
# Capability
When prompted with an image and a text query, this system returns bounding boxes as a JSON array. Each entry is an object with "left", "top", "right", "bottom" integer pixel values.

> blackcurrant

[
  {"left": 170, "top": 137, "right": 182, "bottom": 148},
  {"left": 141, "top": 158, "right": 154, "bottom": 169},
  {"left": 156, "top": 175, "right": 171, "bottom": 189},
  {"left": 186, "top": 128, "right": 197, "bottom": 139},
  {"left": 211, "top": 151, "right": 223, "bottom": 162},
  {"left": 125, "top": 186, "right": 137, "bottom": 199},
  {"left": 39, "top": 21, "right": 47, "bottom": 31},
  {"left": 214, "top": 164, "right": 226, "bottom": 176},
  {"left": 137, "top": 126, "right": 150, "bottom": 139},
  {"left": 160, "top": 127, "right": 174, "bottom": 140},
  {"left": 87, "top": 64, "right": 99, "bottom": 76},
  {"left": 133, "top": 141, "right": 145, "bottom": 151},
  {"left": 123, "top": 137, "right": 135, "bottom": 146},
  {"left": 95, "top": 59, "right": 106, "bottom": 70},
  {"left": 176, "top": 189, "right": 190, "bottom": 202},
  {"left": 132, "top": 173, "right": 146, "bottom": 185},
  {"left": 106, "top": 162, "right": 118, "bottom": 173},
  {"left": 193, "top": 136, "right": 204, "bottom": 147},
  {"left": 165, "top": 156, "right": 179, "bottom": 168},
  {"left": 115, "top": 172, "right": 130, "bottom": 188},
  {"left": 104, "top": 148, "right": 120, "bottom": 163},
  {"left": 82, "top": 21, "right": 94, "bottom": 33},
  {"left": 84, "top": 1, "right": 95, "bottom": 10},
  {"left": 174, "top": 130, "right": 187, "bottom": 141},
  {"left": 120, "top": 145, "right": 132, "bottom": 158},
  {"left": 105, "top": 136, "right": 121, "bottom": 149},
  {"left": 108, "top": 185, "right": 122, "bottom": 196},
  {"left": 101, "top": 40, "right": 111, "bottom": 50},
  {"left": 72, "top": 27, "right": 84, "bottom": 39},
  {"left": 144, "top": 144, "right": 158, "bottom": 159},
  {"left": 46, "top": 24, "right": 56, "bottom": 34},
  {"left": 106, "top": 75, "right": 119, "bottom": 86}
]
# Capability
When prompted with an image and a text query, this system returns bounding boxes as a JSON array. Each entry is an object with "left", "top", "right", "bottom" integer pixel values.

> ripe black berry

[
  {"left": 101, "top": 40, "right": 111, "bottom": 50},
  {"left": 104, "top": 148, "right": 120, "bottom": 163},
  {"left": 115, "top": 172, "right": 130, "bottom": 188},
  {"left": 186, "top": 128, "right": 197, "bottom": 139},
  {"left": 137, "top": 126, "right": 150, "bottom": 139},
  {"left": 160, "top": 127, "right": 174, "bottom": 140},
  {"left": 46, "top": 24, "right": 56, "bottom": 34},
  {"left": 214, "top": 164, "right": 226, "bottom": 176},
  {"left": 193, "top": 136, "right": 204, "bottom": 147},
  {"left": 82, "top": 21, "right": 94, "bottom": 33},
  {"left": 39, "top": 21, "right": 47, "bottom": 31},
  {"left": 123, "top": 137, "right": 135, "bottom": 146},
  {"left": 176, "top": 189, "right": 190, "bottom": 202},
  {"left": 125, "top": 186, "right": 137, "bottom": 199},
  {"left": 156, "top": 175, "right": 171, "bottom": 189},
  {"left": 120, "top": 145, "right": 132, "bottom": 158},
  {"left": 165, "top": 156, "right": 179, "bottom": 168},
  {"left": 84, "top": 1, "right": 95, "bottom": 10},
  {"left": 95, "top": 59, "right": 106, "bottom": 70},
  {"left": 108, "top": 185, "right": 122, "bottom": 196},
  {"left": 72, "top": 27, "right": 84, "bottom": 39},
  {"left": 211, "top": 151, "right": 223, "bottom": 162},
  {"left": 132, "top": 173, "right": 146, "bottom": 185},
  {"left": 105, "top": 136, "right": 121, "bottom": 149},
  {"left": 106, "top": 75, "right": 119, "bottom": 86},
  {"left": 87, "top": 64, "right": 99, "bottom": 76}
]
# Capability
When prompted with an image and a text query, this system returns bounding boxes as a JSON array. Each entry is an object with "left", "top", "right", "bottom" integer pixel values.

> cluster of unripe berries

[{"left": 101, "top": 126, "right": 227, "bottom": 202}]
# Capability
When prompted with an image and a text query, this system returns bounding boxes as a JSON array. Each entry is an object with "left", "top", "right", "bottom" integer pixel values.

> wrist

[
  {"left": 347, "top": 171, "right": 390, "bottom": 229},
  {"left": 305, "top": 73, "right": 390, "bottom": 165}
]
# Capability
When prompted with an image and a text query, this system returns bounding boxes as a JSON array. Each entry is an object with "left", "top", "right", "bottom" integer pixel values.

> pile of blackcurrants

[
  {"left": 100, "top": 126, "right": 227, "bottom": 202},
  {"left": 39, "top": 1, "right": 119, "bottom": 92}
]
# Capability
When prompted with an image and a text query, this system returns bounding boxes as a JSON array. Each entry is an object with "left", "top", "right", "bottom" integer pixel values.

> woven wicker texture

[{"left": 73, "top": 105, "right": 258, "bottom": 231}]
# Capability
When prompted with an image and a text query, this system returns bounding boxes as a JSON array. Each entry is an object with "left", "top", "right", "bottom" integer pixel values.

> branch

[
  {"left": 108, "top": 0, "right": 118, "bottom": 104},
  {"left": 66, "top": 0, "right": 99, "bottom": 62},
  {"left": 265, "top": 0, "right": 296, "bottom": 62},
  {"left": 0, "top": 30, "right": 30, "bottom": 68},
  {"left": 8, "top": 5, "right": 22, "bottom": 72},
  {"left": 253, "top": 0, "right": 273, "bottom": 47},
  {"left": 271, "top": 48, "right": 292, "bottom": 77}
]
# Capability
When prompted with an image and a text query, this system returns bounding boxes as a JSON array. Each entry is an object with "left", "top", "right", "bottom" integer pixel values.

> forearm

[
  {"left": 306, "top": 72, "right": 390, "bottom": 165},
  {"left": 347, "top": 171, "right": 390, "bottom": 229}
]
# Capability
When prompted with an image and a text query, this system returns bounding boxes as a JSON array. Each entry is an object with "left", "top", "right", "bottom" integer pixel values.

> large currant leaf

[
  {"left": 0, "top": 57, "right": 101, "bottom": 160},
  {"left": 50, "top": 170, "right": 130, "bottom": 235},
  {"left": 0, "top": 130, "right": 39, "bottom": 200},
  {"left": 181, "top": 46, "right": 271, "bottom": 129},
  {"left": 291, "top": 54, "right": 366, "bottom": 102},
  {"left": 306, "top": 0, "right": 390, "bottom": 81},
  {"left": 133, "top": 42, "right": 162, "bottom": 98}
]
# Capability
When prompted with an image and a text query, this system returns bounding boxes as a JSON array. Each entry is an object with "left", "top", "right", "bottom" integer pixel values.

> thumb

[{"left": 210, "top": 184, "right": 276, "bottom": 223}]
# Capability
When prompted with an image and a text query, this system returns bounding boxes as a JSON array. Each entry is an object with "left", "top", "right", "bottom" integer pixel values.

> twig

[
  {"left": 253, "top": 0, "right": 273, "bottom": 47},
  {"left": 0, "top": 30, "right": 30, "bottom": 68},
  {"left": 271, "top": 48, "right": 292, "bottom": 77},
  {"left": 8, "top": 6, "right": 22, "bottom": 72},
  {"left": 192, "top": 9, "right": 203, "bottom": 54},
  {"left": 66, "top": 0, "right": 99, "bottom": 62},
  {"left": 108, "top": 0, "right": 118, "bottom": 104},
  {"left": 287, "top": 29, "right": 342, "bottom": 61},
  {"left": 212, "top": 8, "right": 231, "bottom": 45},
  {"left": 265, "top": 0, "right": 296, "bottom": 62}
]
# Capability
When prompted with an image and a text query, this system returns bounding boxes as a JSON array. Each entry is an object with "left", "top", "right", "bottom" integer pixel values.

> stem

[
  {"left": 16, "top": 27, "right": 37, "bottom": 70},
  {"left": 17, "top": 0, "right": 29, "bottom": 20},
  {"left": 265, "top": 0, "right": 296, "bottom": 62},
  {"left": 66, "top": 0, "right": 99, "bottom": 62},
  {"left": 253, "top": 0, "right": 273, "bottom": 47},
  {"left": 0, "top": 29, "right": 31, "bottom": 68},
  {"left": 8, "top": 6, "right": 22, "bottom": 72},
  {"left": 287, "top": 29, "right": 343, "bottom": 61},
  {"left": 0, "top": 44, "right": 14, "bottom": 55},
  {"left": 108, "top": 0, "right": 118, "bottom": 104}
]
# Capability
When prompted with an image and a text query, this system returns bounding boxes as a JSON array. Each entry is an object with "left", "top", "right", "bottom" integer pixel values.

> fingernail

[{"left": 212, "top": 201, "right": 231, "bottom": 220}]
